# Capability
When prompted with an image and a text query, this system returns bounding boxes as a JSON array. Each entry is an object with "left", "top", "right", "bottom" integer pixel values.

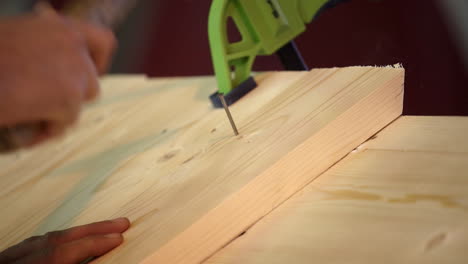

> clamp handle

[{"left": 208, "top": 0, "right": 329, "bottom": 95}]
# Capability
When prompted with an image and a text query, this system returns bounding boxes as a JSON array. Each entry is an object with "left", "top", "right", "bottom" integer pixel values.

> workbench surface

[{"left": 207, "top": 116, "right": 468, "bottom": 264}]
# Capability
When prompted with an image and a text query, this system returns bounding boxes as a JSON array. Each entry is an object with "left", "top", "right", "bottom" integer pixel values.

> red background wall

[{"left": 53, "top": 0, "right": 468, "bottom": 116}]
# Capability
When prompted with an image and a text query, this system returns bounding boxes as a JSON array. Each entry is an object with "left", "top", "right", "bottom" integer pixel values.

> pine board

[
  {"left": 206, "top": 116, "right": 468, "bottom": 264},
  {"left": 0, "top": 66, "right": 404, "bottom": 263}
]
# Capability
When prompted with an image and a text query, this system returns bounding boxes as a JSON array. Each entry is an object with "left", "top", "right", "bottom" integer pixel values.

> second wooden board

[{"left": 206, "top": 116, "right": 468, "bottom": 264}]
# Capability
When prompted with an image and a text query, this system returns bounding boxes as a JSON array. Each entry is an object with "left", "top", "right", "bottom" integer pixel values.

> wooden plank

[
  {"left": 206, "top": 116, "right": 468, "bottom": 264},
  {"left": 0, "top": 66, "right": 404, "bottom": 263},
  {"left": 141, "top": 66, "right": 403, "bottom": 264},
  {"left": 0, "top": 74, "right": 214, "bottom": 251},
  {"left": 364, "top": 116, "right": 468, "bottom": 153}
]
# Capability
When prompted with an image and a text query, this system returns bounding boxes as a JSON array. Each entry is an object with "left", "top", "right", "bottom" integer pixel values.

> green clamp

[{"left": 209, "top": 0, "right": 329, "bottom": 95}]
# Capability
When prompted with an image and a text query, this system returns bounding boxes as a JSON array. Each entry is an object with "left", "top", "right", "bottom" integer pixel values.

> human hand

[
  {"left": 0, "top": 218, "right": 130, "bottom": 264},
  {"left": 0, "top": 6, "right": 116, "bottom": 145}
]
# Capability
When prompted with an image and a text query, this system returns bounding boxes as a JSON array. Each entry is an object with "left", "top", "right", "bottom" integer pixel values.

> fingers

[
  {"left": 57, "top": 233, "right": 123, "bottom": 264},
  {"left": 67, "top": 20, "right": 115, "bottom": 101},
  {"left": 0, "top": 236, "right": 43, "bottom": 263},
  {"left": 40, "top": 59, "right": 98, "bottom": 140},
  {"left": 74, "top": 20, "right": 117, "bottom": 75},
  {"left": 0, "top": 218, "right": 130, "bottom": 263},
  {"left": 47, "top": 218, "right": 131, "bottom": 245},
  {"left": 36, "top": 4, "right": 115, "bottom": 110},
  {"left": 17, "top": 233, "right": 124, "bottom": 264},
  {"left": 35, "top": 2, "right": 112, "bottom": 98},
  {"left": 0, "top": 6, "right": 115, "bottom": 147},
  {"left": 83, "top": 53, "right": 101, "bottom": 101}
]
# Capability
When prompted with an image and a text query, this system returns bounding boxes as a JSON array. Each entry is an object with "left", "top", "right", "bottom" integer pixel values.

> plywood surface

[
  {"left": 0, "top": 67, "right": 404, "bottom": 263},
  {"left": 206, "top": 116, "right": 468, "bottom": 264}
]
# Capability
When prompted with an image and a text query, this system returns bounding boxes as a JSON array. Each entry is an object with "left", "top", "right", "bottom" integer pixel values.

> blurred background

[{"left": 1, "top": 0, "right": 467, "bottom": 115}]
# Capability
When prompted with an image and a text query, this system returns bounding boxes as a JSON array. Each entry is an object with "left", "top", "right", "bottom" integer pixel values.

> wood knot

[
  {"left": 182, "top": 155, "right": 195, "bottom": 164},
  {"left": 425, "top": 233, "right": 447, "bottom": 252},
  {"left": 158, "top": 150, "right": 179, "bottom": 163}
]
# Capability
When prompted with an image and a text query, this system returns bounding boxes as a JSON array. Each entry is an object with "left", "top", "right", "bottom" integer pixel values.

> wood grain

[
  {"left": 0, "top": 67, "right": 404, "bottom": 263},
  {"left": 206, "top": 116, "right": 468, "bottom": 264}
]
